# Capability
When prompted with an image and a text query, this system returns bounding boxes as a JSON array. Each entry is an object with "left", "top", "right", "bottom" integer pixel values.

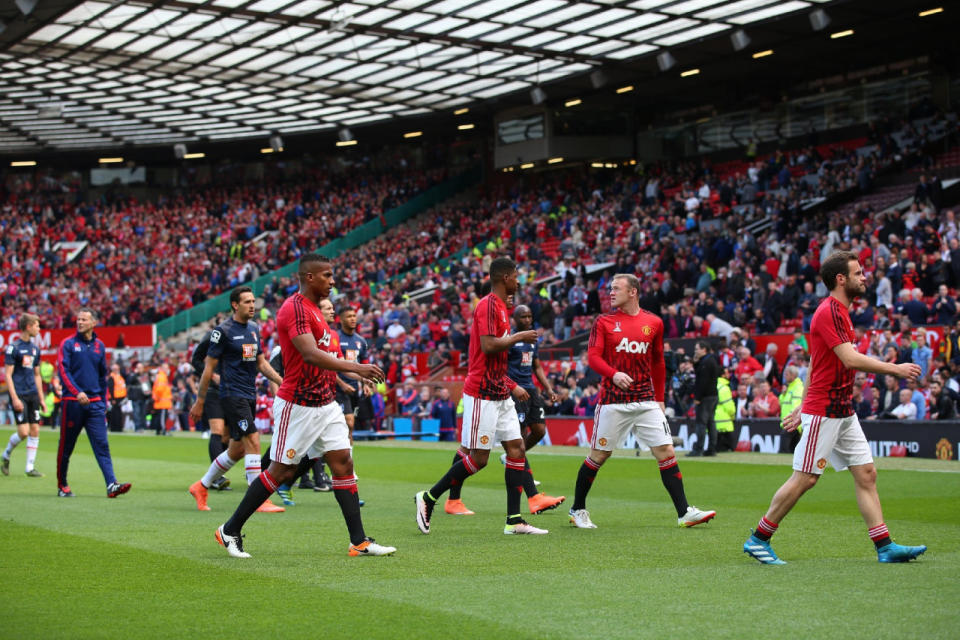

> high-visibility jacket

[
  {"left": 40, "top": 360, "right": 55, "bottom": 384},
  {"left": 780, "top": 377, "right": 804, "bottom": 421},
  {"left": 152, "top": 370, "right": 172, "bottom": 410},
  {"left": 110, "top": 372, "right": 127, "bottom": 399},
  {"left": 41, "top": 391, "right": 56, "bottom": 418},
  {"left": 715, "top": 377, "right": 736, "bottom": 433}
]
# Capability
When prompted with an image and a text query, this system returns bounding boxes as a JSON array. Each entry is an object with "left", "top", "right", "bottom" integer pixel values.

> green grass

[{"left": 0, "top": 426, "right": 958, "bottom": 639}]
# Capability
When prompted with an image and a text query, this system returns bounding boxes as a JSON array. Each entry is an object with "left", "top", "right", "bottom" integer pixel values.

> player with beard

[
  {"left": 188, "top": 286, "right": 284, "bottom": 513},
  {"left": 744, "top": 251, "right": 926, "bottom": 564}
]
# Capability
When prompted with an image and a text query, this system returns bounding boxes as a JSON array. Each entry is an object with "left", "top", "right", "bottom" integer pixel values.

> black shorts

[
  {"left": 204, "top": 387, "right": 224, "bottom": 422},
  {"left": 222, "top": 397, "right": 257, "bottom": 441},
  {"left": 336, "top": 389, "right": 358, "bottom": 416},
  {"left": 515, "top": 388, "right": 546, "bottom": 429},
  {"left": 13, "top": 394, "right": 41, "bottom": 425}
]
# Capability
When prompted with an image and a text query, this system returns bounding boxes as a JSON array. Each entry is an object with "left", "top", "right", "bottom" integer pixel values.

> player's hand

[
  {"left": 515, "top": 330, "right": 538, "bottom": 344},
  {"left": 612, "top": 372, "right": 633, "bottom": 389},
  {"left": 781, "top": 406, "right": 801, "bottom": 432},
  {"left": 547, "top": 390, "right": 558, "bottom": 403},
  {"left": 511, "top": 386, "right": 530, "bottom": 402},
  {"left": 11, "top": 397, "right": 23, "bottom": 413},
  {"left": 77, "top": 392, "right": 90, "bottom": 406},
  {"left": 189, "top": 400, "right": 204, "bottom": 424},
  {"left": 354, "top": 363, "right": 384, "bottom": 385},
  {"left": 894, "top": 362, "right": 921, "bottom": 381},
  {"left": 39, "top": 398, "right": 47, "bottom": 413}
]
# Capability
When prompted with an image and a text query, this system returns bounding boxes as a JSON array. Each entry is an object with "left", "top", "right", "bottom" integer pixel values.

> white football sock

[
  {"left": 25, "top": 436, "right": 39, "bottom": 472},
  {"left": 200, "top": 451, "right": 238, "bottom": 488},
  {"left": 4, "top": 433, "right": 22, "bottom": 459},
  {"left": 244, "top": 454, "right": 261, "bottom": 486}
]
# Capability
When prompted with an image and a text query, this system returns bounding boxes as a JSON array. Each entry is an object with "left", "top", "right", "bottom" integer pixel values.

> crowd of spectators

[
  {"left": 4, "top": 105, "right": 960, "bottom": 431},
  {"left": 0, "top": 153, "right": 452, "bottom": 330}
]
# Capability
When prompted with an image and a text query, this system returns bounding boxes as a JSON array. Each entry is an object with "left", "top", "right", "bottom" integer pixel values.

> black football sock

[
  {"left": 332, "top": 475, "right": 366, "bottom": 545},
  {"left": 260, "top": 451, "right": 272, "bottom": 475},
  {"left": 429, "top": 454, "right": 478, "bottom": 502},
  {"left": 223, "top": 471, "right": 277, "bottom": 536},
  {"left": 447, "top": 451, "right": 466, "bottom": 500},
  {"left": 208, "top": 435, "right": 226, "bottom": 462},
  {"left": 869, "top": 523, "right": 893, "bottom": 549},
  {"left": 658, "top": 456, "right": 689, "bottom": 517},
  {"left": 755, "top": 517, "right": 778, "bottom": 541},
  {"left": 290, "top": 456, "right": 313, "bottom": 486},
  {"left": 505, "top": 457, "right": 526, "bottom": 523},
  {"left": 522, "top": 459, "right": 539, "bottom": 498},
  {"left": 572, "top": 458, "right": 600, "bottom": 510}
]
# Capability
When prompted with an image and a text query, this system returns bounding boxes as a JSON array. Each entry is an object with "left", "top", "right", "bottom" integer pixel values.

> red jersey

[
  {"left": 463, "top": 294, "right": 517, "bottom": 400},
  {"left": 276, "top": 293, "right": 337, "bottom": 407},
  {"left": 587, "top": 308, "right": 666, "bottom": 405},
  {"left": 802, "top": 296, "right": 855, "bottom": 418}
]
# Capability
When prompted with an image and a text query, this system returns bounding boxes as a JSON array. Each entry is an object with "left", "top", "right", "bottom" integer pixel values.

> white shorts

[
  {"left": 591, "top": 402, "right": 674, "bottom": 451},
  {"left": 793, "top": 412, "right": 873, "bottom": 475},
  {"left": 270, "top": 397, "right": 350, "bottom": 465},
  {"left": 460, "top": 393, "right": 521, "bottom": 450}
]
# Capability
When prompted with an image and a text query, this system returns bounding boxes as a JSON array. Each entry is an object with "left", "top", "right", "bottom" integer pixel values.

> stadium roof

[{"left": 0, "top": 0, "right": 843, "bottom": 154}]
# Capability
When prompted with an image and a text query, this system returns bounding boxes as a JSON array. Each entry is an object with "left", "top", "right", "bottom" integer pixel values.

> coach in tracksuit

[{"left": 56, "top": 307, "right": 131, "bottom": 498}]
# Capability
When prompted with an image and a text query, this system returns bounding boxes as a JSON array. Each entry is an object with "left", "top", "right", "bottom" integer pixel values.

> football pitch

[{"left": 1, "top": 427, "right": 957, "bottom": 640}]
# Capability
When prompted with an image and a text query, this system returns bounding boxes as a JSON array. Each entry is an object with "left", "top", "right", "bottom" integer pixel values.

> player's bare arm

[
  {"left": 832, "top": 342, "right": 921, "bottom": 380},
  {"left": 4, "top": 364, "right": 23, "bottom": 413},
  {"left": 290, "top": 334, "right": 384, "bottom": 383},
  {"left": 189, "top": 355, "right": 219, "bottom": 423},
  {"left": 480, "top": 330, "right": 538, "bottom": 354},
  {"left": 34, "top": 365, "right": 46, "bottom": 413},
  {"left": 255, "top": 353, "right": 283, "bottom": 386},
  {"left": 533, "top": 357, "right": 557, "bottom": 402},
  {"left": 511, "top": 385, "right": 530, "bottom": 402}
]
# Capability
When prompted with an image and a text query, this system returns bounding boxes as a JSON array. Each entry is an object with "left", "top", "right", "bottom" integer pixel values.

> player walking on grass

[
  {"left": 3, "top": 314, "right": 46, "bottom": 478},
  {"left": 188, "top": 286, "right": 284, "bottom": 513},
  {"left": 270, "top": 298, "right": 357, "bottom": 506},
  {"left": 214, "top": 254, "right": 394, "bottom": 558},
  {"left": 55, "top": 308, "right": 131, "bottom": 498},
  {"left": 569, "top": 274, "right": 715, "bottom": 530},
  {"left": 443, "top": 304, "right": 565, "bottom": 517},
  {"left": 415, "top": 257, "right": 549, "bottom": 536},
  {"left": 190, "top": 330, "right": 231, "bottom": 491},
  {"left": 744, "top": 251, "right": 926, "bottom": 565}
]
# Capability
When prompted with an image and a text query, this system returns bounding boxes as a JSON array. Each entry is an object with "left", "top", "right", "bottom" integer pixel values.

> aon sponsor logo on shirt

[{"left": 615, "top": 337, "right": 650, "bottom": 354}]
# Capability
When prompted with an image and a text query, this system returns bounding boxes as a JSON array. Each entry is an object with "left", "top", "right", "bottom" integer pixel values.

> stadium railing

[{"left": 155, "top": 166, "right": 481, "bottom": 340}]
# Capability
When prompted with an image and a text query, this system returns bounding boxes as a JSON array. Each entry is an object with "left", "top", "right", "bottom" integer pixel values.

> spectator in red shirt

[
  {"left": 735, "top": 346, "right": 763, "bottom": 380},
  {"left": 748, "top": 382, "right": 781, "bottom": 418}
]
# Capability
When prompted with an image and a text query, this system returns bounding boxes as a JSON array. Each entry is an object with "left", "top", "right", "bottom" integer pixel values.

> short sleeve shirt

[
  {"left": 463, "top": 294, "right": 513, "bottom": 400},
  {"left": 4, "top": 338, "right": 40, "bottom": 396},
  {"left": 802, "top": 296, "right": 855, "bottom": 418},
  {"left": 207, "top": 318, "right": 262, "bottom": 399}
]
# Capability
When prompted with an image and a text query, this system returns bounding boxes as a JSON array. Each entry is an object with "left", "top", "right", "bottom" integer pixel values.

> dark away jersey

[
  {"left": 207, "top": 317, "right": 261, "bottom": 399},
  {"left": 191, "top": 331, "right": 221, "bottom": 391},
  {"left": 588, "top": 309, "right": 666, "bottom": 405},
  {"left": 4, "top": 338, "right": 41, "bottom": 396},
  {"left": 507, "top": 339, "right": 537, "bottom": 390},
  {"left": 338, "top": 329, "right": 368, "bottom": 392}
]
